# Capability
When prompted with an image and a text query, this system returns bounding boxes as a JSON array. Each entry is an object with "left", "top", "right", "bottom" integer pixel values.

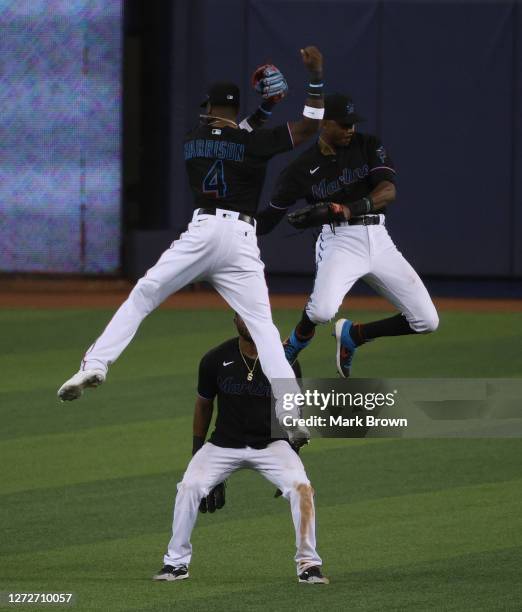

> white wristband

[{"left": 303, "top": 105, "right": 325, "bottom": 120}]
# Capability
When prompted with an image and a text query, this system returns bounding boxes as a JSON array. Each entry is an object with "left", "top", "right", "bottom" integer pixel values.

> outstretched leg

[
  {"left": 210, "top": 224, "right": 307, "bottom": 432},
  {"left": 58, "top": 216, "right": 214, "bottom": 400}
]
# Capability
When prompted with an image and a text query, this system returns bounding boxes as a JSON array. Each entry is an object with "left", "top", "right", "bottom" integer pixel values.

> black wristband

[
  {"left": 248, "top": 98, "right": 276, "bottom": 128},
  {"left": 348, "top": 196, "right": 373, "bottom": 217},
  {"left": 307, "top": 72, "right": 323, "bottom": 98},
  {"left": 192, "top": 435, "right": 205, "bottom": 456},
  {"left": 260, "top": 98, "right": 277, "bottom": 112}
]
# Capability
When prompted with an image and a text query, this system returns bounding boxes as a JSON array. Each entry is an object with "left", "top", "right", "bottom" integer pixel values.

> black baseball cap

[
  {"left": 200, "top": 81, "right": 240, "bottom": 108},
  {"left": 324, "top": 93, "right": 365, "bottom": 125}
]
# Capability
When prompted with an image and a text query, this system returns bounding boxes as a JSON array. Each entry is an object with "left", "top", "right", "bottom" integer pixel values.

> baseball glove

[
  {"left": 251, "top": 63, "right": 288, "bottom": 101},
  {"left": 287, "top": 202, "right": 348, "bottom": 230},
  {"left": 199, "top": 481, "right": 226, "bottom": 513}
]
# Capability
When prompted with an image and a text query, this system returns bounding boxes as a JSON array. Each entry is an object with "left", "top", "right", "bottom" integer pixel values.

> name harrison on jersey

[{"left": 184, "top": 138, "right": 245, "bottom": 162}]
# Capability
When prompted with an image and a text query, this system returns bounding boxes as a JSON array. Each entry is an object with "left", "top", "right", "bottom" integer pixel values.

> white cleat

[{"left": 57, "top": 369, "right": 106, "bottom": 402}]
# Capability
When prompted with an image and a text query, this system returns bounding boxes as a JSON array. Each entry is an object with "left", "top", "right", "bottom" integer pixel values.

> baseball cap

[
  {"left": 324, "top": 93, "right": 365, "bottom": 125},
  {"left": 200, "top": 81, "right": 240, "bottom": 108}
]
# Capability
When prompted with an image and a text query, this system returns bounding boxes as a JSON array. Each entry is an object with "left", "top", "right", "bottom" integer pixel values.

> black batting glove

[{"left": 199, "top": 481, "right": 227, "bottom": 514}]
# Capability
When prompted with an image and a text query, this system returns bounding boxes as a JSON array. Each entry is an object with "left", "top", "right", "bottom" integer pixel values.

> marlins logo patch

[{"left": 376, "top": 145, "right": 387, "bottom": 163}]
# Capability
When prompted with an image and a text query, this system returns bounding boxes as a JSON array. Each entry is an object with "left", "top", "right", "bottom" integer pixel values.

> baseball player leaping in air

[
  {"left": 57, "top": 47, "right": 326, "bottom": 440},
  {"left": 153, "top": 313, "right": 328, "bottom": 584},
  {"left": 256, "top": 93, "right": 439, "bottom": 376}
]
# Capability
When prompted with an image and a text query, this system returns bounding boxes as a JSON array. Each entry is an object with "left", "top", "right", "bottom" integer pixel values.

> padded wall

[{"left": 169, "top": 0, "right": 521, "bottom": 278}]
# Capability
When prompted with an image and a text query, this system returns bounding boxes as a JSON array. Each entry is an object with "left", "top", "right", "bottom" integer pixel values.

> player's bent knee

[
  {"left": 410, "top": 308, "right": 439, "bottom": 334},
  {"left": 131, "top": 277, "right": 161, "bottom": 314},
  {"left": 177, "top": 479, "right": 207, "bottom": 498},
  {"left": 420, "top": 308, "right": 439, "bottom": 333},
  {"left": 306, "top": 303, "right": 336, "bottom": 326}
]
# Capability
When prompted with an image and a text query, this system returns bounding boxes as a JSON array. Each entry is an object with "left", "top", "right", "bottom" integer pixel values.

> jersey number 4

[{"left": 203, "top": 160, "right": 227, "bottom": 198}]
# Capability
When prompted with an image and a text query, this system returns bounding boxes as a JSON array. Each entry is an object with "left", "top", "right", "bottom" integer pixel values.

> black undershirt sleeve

[
  {"left": 256, "top": 205, "right": 287, "bottom": 235},
  {"left": 248, "top": 124, "right": 293, "bottom": 159},
  {"left": 257, "top": 165, "right": 303, "bottom": 235}
]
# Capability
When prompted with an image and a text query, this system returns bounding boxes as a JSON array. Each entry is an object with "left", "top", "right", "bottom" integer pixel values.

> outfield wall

[{"left": 165, "top": 0, "right": 522, "bottom": 279}]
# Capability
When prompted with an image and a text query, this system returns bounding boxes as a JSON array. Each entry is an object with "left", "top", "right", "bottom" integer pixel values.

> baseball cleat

[
  {"left": 334, "top": 318, "right": 357, "bottom": 378},
  {"left": 283, "top": 329, "right": 311, "bottom": 364},
  {"left": 298, "top": 566, "right": 330, "bottom": 584},
  {"left": 57, "top": 369, "right": 106, "bottom": 402},
  {"left": 153, "top": 565, "right": 189, "bottom": 582}
]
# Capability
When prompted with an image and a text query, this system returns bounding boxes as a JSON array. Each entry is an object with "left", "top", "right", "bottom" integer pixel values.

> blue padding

[
  {"left": 513, "top": 2, "right": 522, "bottom": 275},
  {"left": 168, "top": 0, "right": 520, "bottom": 279},
  {"left": 381, "top": 1, "right": 514, "bottom": 276}
]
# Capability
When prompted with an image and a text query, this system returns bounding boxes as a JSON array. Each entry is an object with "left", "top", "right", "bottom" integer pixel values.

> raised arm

[
  {"left": 239, "top": 64, "right": 288, "bottom": 132},
  {"left": 288, "top": 46, "right": 324, "bottom": 147}
]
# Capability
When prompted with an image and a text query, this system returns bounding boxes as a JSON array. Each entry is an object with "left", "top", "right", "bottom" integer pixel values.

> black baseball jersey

[
  {"left": 270, "top": 133, "right": 396, "bottom": 213},
  {"left": 184, "top": 123, "right": 294, "bottom": 215},
  {"left": 197, "top": 337, "right": 302, "bottom": 449}
]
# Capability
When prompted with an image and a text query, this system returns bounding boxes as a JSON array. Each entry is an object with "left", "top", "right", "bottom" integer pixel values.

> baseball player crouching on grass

[
  {"left": 57, "top": 47, "right": 326, "bottom": 443},
  {"left": 153, "top": 313, "right": 328, "bottom": 585},
  {"left": 256, "top": 93, "right": 439, "bottom": 377}
]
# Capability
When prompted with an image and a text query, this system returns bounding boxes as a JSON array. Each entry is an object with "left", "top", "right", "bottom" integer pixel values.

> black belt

[
  {"left": 334, "top": 215, "right": 382, "bottom": 227},
  {"left": 197, "top": 208, "right": 256, "bottom": 227}
]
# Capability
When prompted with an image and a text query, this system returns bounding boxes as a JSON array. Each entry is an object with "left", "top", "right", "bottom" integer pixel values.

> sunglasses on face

[{"left": 337, "top": 122, "right": 355, "bottom": 130}]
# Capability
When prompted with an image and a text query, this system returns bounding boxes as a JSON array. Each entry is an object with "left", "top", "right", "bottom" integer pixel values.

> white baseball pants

[
  {"left": 81, "top": 209, "right": 300, "bottom": 418},
  {"left": 163, "top": 441, "right": 322, "bottom": 573},
  {"left": 306, "top": 218, "right": 439, "bottom": 331}
]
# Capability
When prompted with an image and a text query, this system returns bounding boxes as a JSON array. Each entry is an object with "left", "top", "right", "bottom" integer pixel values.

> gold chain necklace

[
  {"left": 238, "top": 341, "right": 258, "bottom": 381},
  {"left": 199, "top": 114, "right": 238, "bottom": 128}
]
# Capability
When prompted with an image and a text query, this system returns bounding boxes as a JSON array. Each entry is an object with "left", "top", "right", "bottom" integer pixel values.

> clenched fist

[{"left": 300, "top": 46, "right": 323, "bottom": 75}]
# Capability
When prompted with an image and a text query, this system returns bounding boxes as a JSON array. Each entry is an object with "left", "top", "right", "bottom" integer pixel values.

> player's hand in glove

[
  {"left": 199, "top": 481, "right": 226, "bottom": 514},
  {"left": 285, "top": 423, "right": 310, "bottom": 449},
  {"left": 252, "top": 64, "right": 288, "bottom": 102},
  {"left": 287, "top": 202, "right": 349, "bottom": 230}
]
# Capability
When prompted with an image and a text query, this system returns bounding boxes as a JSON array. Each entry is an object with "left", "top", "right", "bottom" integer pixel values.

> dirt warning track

[{"left": 1, "top": 277, "right": 521, "bottom": 312}]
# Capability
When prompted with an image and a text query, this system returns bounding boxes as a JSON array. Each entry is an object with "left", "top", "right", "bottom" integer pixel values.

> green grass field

[{"left": 1, "top": 307, "right": 522, "bottom": 611}]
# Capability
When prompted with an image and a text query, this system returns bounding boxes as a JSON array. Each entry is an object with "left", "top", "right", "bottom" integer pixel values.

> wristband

[
  {"left": 307, "top": 81, "right": 324, "bottom": 97},
  {"left": 260, "top": 98, "right": 276, "bottom": 113},
  {"left": 307, "top": 71, "right": 323, "bottom": 98},
  {"left": 348, "top": 196, "right": 374, "bottom": 217},
  {"left": 303, "top": 105, "right": 325, "bottom": 119}
]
